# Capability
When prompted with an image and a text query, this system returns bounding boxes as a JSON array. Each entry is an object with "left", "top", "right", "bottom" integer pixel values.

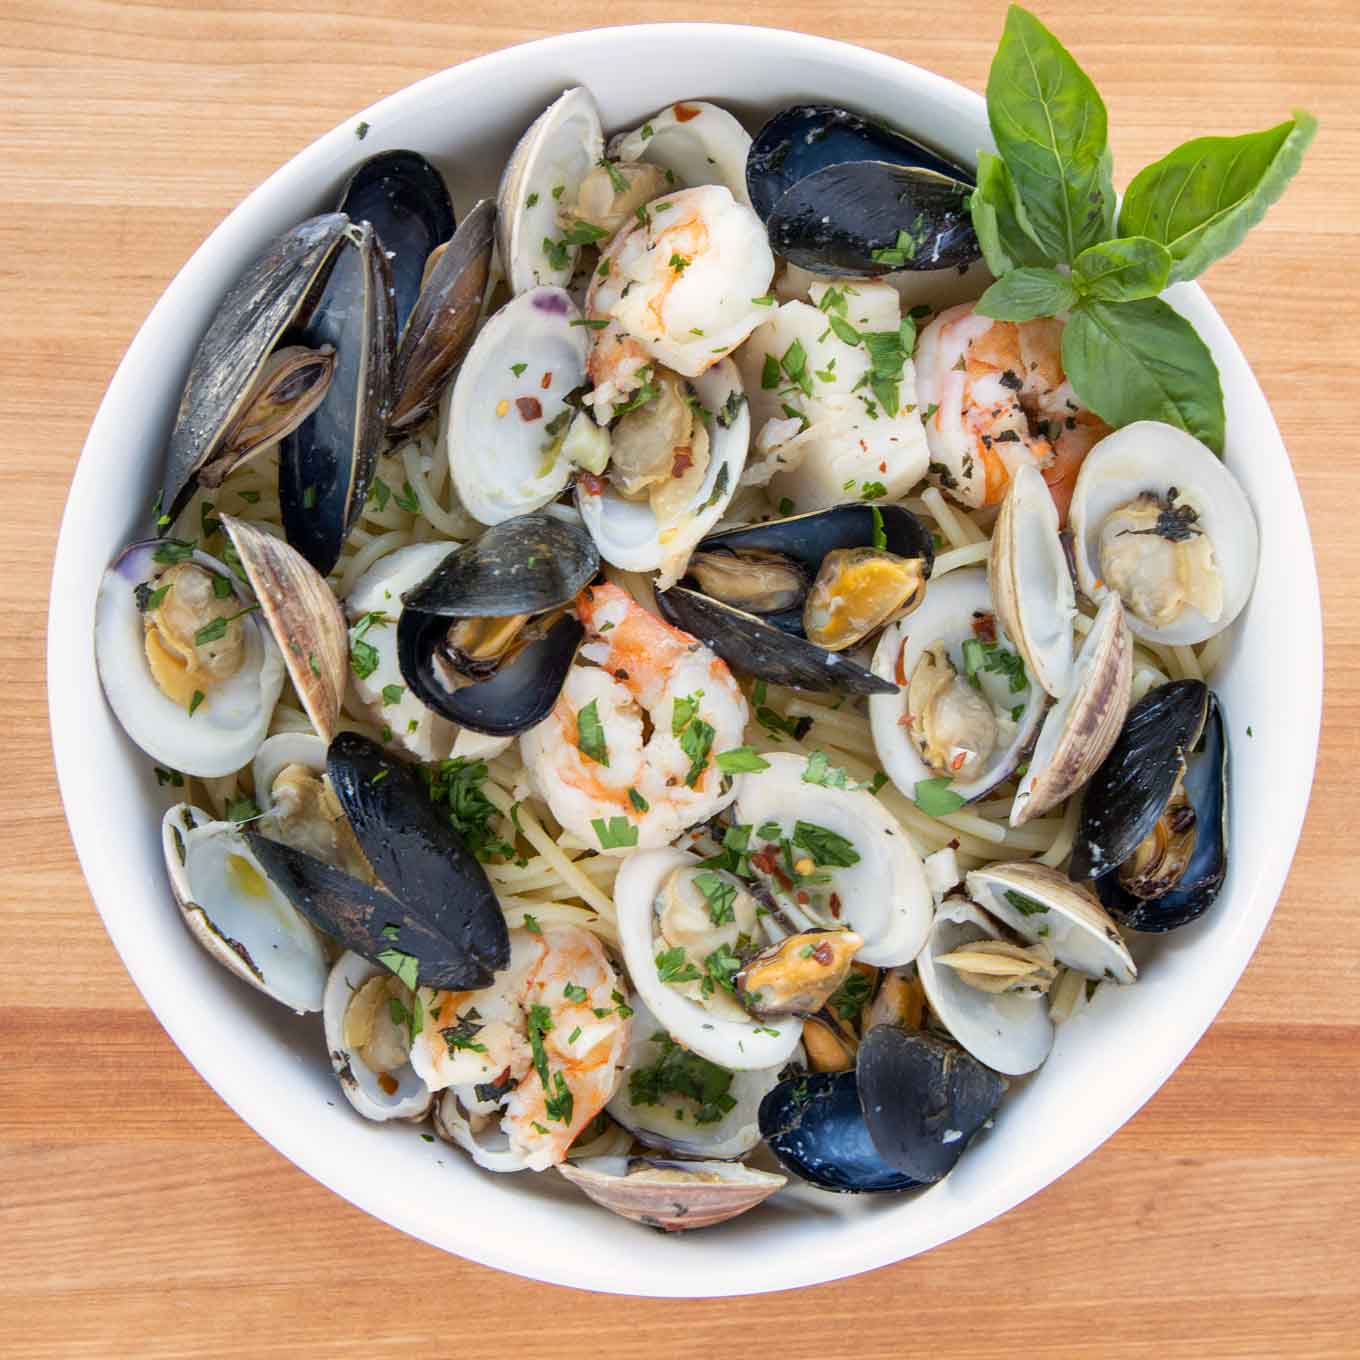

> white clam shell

[
  {"left": 251, "top": 731, "right": 328, "bottom": 815},
  {"left": 1069, "top": 420, "right": 1259, "bottom": 646},
  {"left": 608, "top": 100, "right": 754, "bottom": 207},
  {"left": 161, "top": 803, "right": 327, "bottom": 1013},
  {"left": 433, "top": 1087, "right": 531, "bottom": 1172}
]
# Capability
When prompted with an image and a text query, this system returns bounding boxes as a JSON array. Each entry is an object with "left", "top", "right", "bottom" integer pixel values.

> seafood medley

[{"left": 93, "top": 8, "right": 1313, "bottom": 1233}]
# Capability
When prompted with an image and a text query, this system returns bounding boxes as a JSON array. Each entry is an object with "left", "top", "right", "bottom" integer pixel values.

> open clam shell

[
  {"left": 221, "top": 514, "right": 348, "bottom": 743},
  {"left": 433, "top": 1087, "right": 530, "bottom": 1172},
  {"left": 917, "top": 897, "right": 1054, "bottom": 1076},
  {"left": 989, "top": 464, "right": 1077, "bottom": 700},
  {"left": 1010, "top": 592, "right": 1133, "bottom": 827},
  {"left": 161, "top": 803, "right": 327, "bottom": 1013},
  {"left": 497, "top": 87, "right": 604, "bottom": 295},
  {"left": 559, "top": 1156, "right": 785, "bottom": 1232},
  {"left": 609, "top": 100, "right": 753, "bottom": 206}
]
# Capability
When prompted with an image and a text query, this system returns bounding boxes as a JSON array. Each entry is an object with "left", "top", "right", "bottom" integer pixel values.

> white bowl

[{"left": 48, "top": 23, "right": 1322, "bottom": 1296}]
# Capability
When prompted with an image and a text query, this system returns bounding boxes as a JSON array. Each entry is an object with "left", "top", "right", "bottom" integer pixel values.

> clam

[
  {"left": 342, "top": 542, "right": 460, "bottom": 760},
  {"left": 279, "top": 220, "right": 395, "bottom": 575},
  {"left": 220, "top": 514, "right": 348, "bottom": 743},
  {"left": 1009, "top": 592, "right": 1133, "bottom": 827},
  {"left": 759, "top": 1025, "right": 1005, "bottom": 1192},
  {"left": 1070, "top": 681, "right": 1229, "bottom": 932},
  {"left": 604, "top": 991, "right": 790, "bottom": 1160},
  {"left": 736, "top": 929, "right": 863, "bottom": 1018},
  {"left": 498, "top": 88, "right": 605, "bottom": 295},
  {"left": 446, "top": 286, "right": 590, "bottom": 525},
  {"left": 657, "top": 503, "right": 933, "bottom": 694},
  {"left": 161, "top": 803, "right": 327, "bottom": 1012},
  {"left": 1069, "top": 422, "right": 1259, "bottom": 646},
  {"left": 576, "top": 358, "right": 748, "bottom": 588},
  {"left": 245, "top": 732, "right": 510, "bottom": 989},
  {"left": 989, "top": 464, "right": 1077, "bottom": 699},
  {"left": 396, "top": 513, "right": 598, "bottom": 736},
  {"left": 614, "top": 848, "right": 803, "bottom": 1070},
  {"left": 608, "top": 100, "right": 754, "bottom": 207},
  {"left": 559, "top": 1156, "right": 785, "bottom": 1232},
  {"left": 869, "top": 567, "right": 1047, "bottom": 804},
  {"left": 324, "top": 949, "right": 432, "bottom": 1121},
  {"left": 94, "top": 540, "right": 285, "bottom": 777},
  {"left": 159, "top": 213, "right": 350, "bottom": 522},
  {"left": 433, "top": 1086, "right": 531, "bottom": 1172},
  {"left": 734, "top": 752, "right": 934, "bottom": 968},
  {"left": 388, "top": 198, "right": 496, "bottom": 431},
  {"left": 746, "top": 105, "right": 979, "bottom": 276},
  {"left": 562, "top": 161, "right": 672, "bottom": 238},
  {"left": 336, "top": 149, "right": 455, "bottom": 337}
]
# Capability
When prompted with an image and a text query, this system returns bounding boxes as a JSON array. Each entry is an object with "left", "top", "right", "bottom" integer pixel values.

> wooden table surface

[{"left": 4, "top": 1, "right": 1357, "bottom": 1354}]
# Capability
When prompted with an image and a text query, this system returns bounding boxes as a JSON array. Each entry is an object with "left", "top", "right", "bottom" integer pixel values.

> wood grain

[{"left": 3, "top": 0, "right": 1357, "bottom": 1353}]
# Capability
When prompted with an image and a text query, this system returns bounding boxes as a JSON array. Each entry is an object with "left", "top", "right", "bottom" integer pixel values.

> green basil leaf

[
  {"left": 914, "top": 777, "right": 966, "bottom": 816},
  {"left": 968, "top": 150, "right": 1051, "bottom": 273},
  {"left": 1062, "top": 298, "right": 1224, "bottom": 454},
  {"left": 986, "top": 5, "right": 1115, "bottom": 263},
  {"left": 1118, "top": 111, "right": 1317, "bottom": 284},
  {"left": 1072, "top": 236, "right": 1172, "bottom": 303},
  {"left": 975, "top": 267, "right": 1079, "bottom": 321}
]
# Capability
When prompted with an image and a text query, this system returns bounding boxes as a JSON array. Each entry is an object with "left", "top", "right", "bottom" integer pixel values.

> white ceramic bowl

[{"left": 49, "top": 23, "right": 1321, "bottom": 1296}]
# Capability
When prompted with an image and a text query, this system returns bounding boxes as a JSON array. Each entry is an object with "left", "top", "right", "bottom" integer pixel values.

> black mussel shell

[
  {"left": 398, "top": 609, "right": 584, "bottom": 737},
  {"left": 279, "top": 221, "right": 396, "bottom": 575},
  {"left": 767, "top": 160, "right": 978, "bottom": 277},
  {"left": 1094, "top": 693, "right": 1229, "bottom": 932},
  {"left": 337, "top": 150, "right": 455, "bottom": 338},
  {"left": 856, "top": 1026, "right": 1005, "bottom": 1184},
  {"left": 312, "top": 732, "right": 510, "bottom": 984},
  {"left": 1070, "top": 680, "right": 1210, "bottom": 882},
  {"left": 759, "top": 1070, "right": 920, "bottom": 1193},
  {"left": 389, "top": 198, "right": 496, "bottom": 431},
  {"left": 402, "top": 513, "right": 599, "bottom": 618},
  {"left": 658, "top": 504, "right": 933, "bottom": 693},
  {"left": 747, "top": 104, "right": 972, "bottom": 222},
  {"left": 160, "top": 212, "right": 349, "bottom": 523}
]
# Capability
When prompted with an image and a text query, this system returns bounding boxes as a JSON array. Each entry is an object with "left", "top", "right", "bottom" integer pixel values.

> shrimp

[
  {"left": 915, "top": 302, "right": 1108, "bottom": 521},
  {"left": 585, "top": 185, "right": 773, "bottom": 419},
  {"left": 520, "top": 582, "right": 748, "bottom": 852},
  {"left": 410, "top": 926, "right": 630, "bottom": 1171}
]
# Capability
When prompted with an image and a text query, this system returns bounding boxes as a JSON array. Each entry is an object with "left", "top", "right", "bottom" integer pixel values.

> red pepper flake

[
  {"left": 751, "top": 845, "right": 780, "bottom": 875},
  {"left": 614, "top": 669, "right": 629, "bottom": 681},
  {"left": 946, "top": 839, "right": 960, "bottom": 851},
  {"left": 515, "top": 396, "right": 543, "bottom": 421},
  {"left": 673, "top": 103, "right": 701, "bottom": 122},
  {"left": 971, "top": 611, "right": 997, "bottom": 643},
  {"left": 895, "top": 638, "right": 910, "bottom": 686},
  {"left": 540, "top": 370, "right": 553, "bottom": 390},
  {"left": 950, "top": 750, "right": 967, "bottom": 771},
  {"left": 378, "top": 1072, "right": 399, "bottom": 1095},
  {"left": 671, "top": 449, "right": 693, "bottom": 478},
  {"left": 812, "top": 941, "right": 834, "bottom": 965},
  {"left": 795, "top": 891, "right": 809, "bottom": 906},
  {"left": 578, "top": 471, "right": 605, "bottom": 496},
  {"left": 879, "top": 461, "right": 887, "bottom": 473},
  {"left": 828, "top": 893, "right": 842, "bottom": 919},
  {"left": 859, "top": 439, "right": 868, "bottom": 453}
]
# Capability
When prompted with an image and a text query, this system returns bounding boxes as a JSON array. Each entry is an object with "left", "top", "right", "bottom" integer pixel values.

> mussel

[
  {"left": 657, "top": 503, "right": 934, "bottom": 695},
  {"left": 746, "top": 105, "right": 979, "bottom": 276},
  {"left": 1069, "top": 680, "right": 1229, "bottom": 931},
  {"left": 759, "top": 1026, "right": 1005, "bottom": 1192},
  {"left": 396, "top": 513, "right": 599, "bottom": 737}
]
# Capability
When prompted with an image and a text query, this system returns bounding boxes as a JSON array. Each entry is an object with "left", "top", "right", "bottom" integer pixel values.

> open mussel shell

[
  {"left": 388, "top": 198, "right": 495, "bottom": 431},
  {"left": 1090, "top": 691, "right": 1228, "bottom": 932},
  {"left": 658, "top": 503, "right": 932, "bottom": 695},
  {"left": 747, "top": 104, "right": 973, "bottom": 221},
  {"left": 160, "top": 212, "right": 349, "bottom": 522},
  {"left": 559, "top": 1156, "right": 786, "bottom": 1232},
  {"left": 1069, "top": 680, "right": 1209, "bottom": 883},
  {"left": 279, "top": 220, "right": 395, "bottom": 575},
  {"left": 221, "top": 514, "right": 348, "bottom": 743},
  {"left": 162, "top": 803, "right": 328, "bottom": 1013},
  {"left": 336, "top": 149, "right": 455, "bottom": 337}
]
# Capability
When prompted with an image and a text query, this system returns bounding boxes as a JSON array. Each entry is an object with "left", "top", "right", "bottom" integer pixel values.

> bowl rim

[{"left": 48, "top": 21, "right": 1323, "bottom": 1296}]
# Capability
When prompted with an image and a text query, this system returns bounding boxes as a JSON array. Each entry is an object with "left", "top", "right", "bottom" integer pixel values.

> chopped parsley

[
  {"left": 914, "top": 777, "right": 966, "bottom": 816},
  {"left": 693, "top": 870, "right": 737, "bottom": 926},
  {"left": 152, "top": 539, "right": 196, "bottom": 566},
  {"left": 381, "top": 683, "right": 403, "bottom": 706},
  {"left": 871, "top": 505, "right": 887, "bottom": 550},
  {"left": 669, "top": 253, "right": 691, "bottom": 275},
  {"left": 627, "top": 787, "right": 649, "bottom": 813},
  {"left": 393, "top": 480, "right": 421, "bottom": 515},
  {"left": 192, "top": 604, "right": 258, "bottom": 647},
  {"left": 628, "top": 1031, "right": 737, "bottom": 1125},
  {"left": 791, "top": 821, "right": 860, "bottom": 868},
  {"left": 376, "top": 947, "right": 419, "bottom": 991},
  {"left": 152, "top": 766, "right": 184, "bottom": 788},
  {"left": 600, "top": 158, "right": 630, "bottom": 193},
  {"left": 422, "top": 757, "right": 516, "bottom": 862},
  {"left": 563, "top": 982, "right": 589, "bottom": 1004},
  {"left": 592, "top": 816, "right": 639, "bottom": 850},
  {"left": 368, "top": 476, "right": 392, "bottom": 511},
  {"left": 829, "top": 970, "right": 873, "bottom": 1022},
  {"left": 715, "top": 746, "right": 769, "bottom": 774},
  {"left": 760, "top": 353, "right": 781, "bottom": 391},
  {"left": 225, "top": 795, "right": 261, "bottom": 823},
  {"left": 511, "top": 362, "right": 528, "bottom": 377},
  {"left": 575, "top": 699, "right": 609, "bottom": 766},
  {"left": 860, "top": 480, "right": 887, "bottom": 500},
  {"left": 751, "top": 293, "right": 776, "bottom": 306},
  {"left": 187, "top": 690, "right": 205, "bottom": 717},
  {"left": 655, "top": 945, "right": 701, "bottom": 984},
  {"left": 1004, "top": 889, "right": 1049, "bottom": 917}
]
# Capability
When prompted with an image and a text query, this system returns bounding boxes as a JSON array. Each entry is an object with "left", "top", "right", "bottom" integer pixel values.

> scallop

[
  {"left": 161, "top": 803, "right": 327, "bottom": 1012},
  {"left": 446, "top": 286, "right": 590, "bottom": 525},
  {"left": 614, "top": 848, "right": 803, "bottom": 1071},
  {"left": 94, "top": 541, "right": 285, "bottom": 778},
  {"left": 323, "top": 950, "right": 432, "bottom": 1121},
  {"left": 1069, "top": 421, "right": 1259, "bottom": 646},
  {"left": 733, "top": 752, "right": 933, "bottom": 967},
  {"left": 498, "top": 88, "right": 605, "bottom": 295},
  {"left": 608, "top": 100, "right": 754, "bottom": 207},
  {"left": 576, "top": 359, "right": 748, "bottom": 587},
  {"left": 869, "top": 568, "right": 1046, "bottom": 804}
]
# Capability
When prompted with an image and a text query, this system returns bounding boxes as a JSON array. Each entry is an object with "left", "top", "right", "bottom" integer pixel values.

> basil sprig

[{"left": 970, "top": 4, "right": 1316, "bottom": 454}]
